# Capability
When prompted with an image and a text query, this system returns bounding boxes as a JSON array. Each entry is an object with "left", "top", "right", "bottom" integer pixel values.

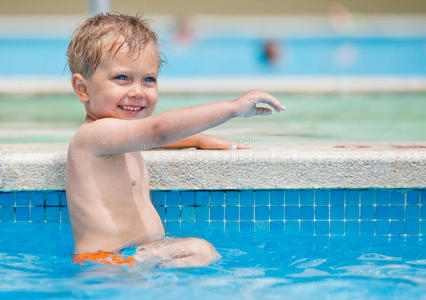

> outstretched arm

[
  {"left": 155, "top": 133, "right": 251, "bottom": 150},
  {"left": 82, "top": 90, "right": 285, "bottom": 155}
]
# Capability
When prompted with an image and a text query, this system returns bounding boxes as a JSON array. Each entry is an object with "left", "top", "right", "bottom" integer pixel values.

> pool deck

[{"left": 0, "top": 142, "right": 424, "bottom": 191}]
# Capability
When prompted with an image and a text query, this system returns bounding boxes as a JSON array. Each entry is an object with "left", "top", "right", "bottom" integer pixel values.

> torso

[{"left": 65, "top": 133, "right": 165, "bottom": 253}]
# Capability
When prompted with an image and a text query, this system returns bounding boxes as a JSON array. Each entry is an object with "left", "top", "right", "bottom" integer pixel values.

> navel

[{"left": 131, "top": 180, "right": 136, "bottom": 186}]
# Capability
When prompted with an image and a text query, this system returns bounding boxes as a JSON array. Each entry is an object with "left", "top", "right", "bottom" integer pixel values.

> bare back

[{"left": 65, "top": 125, "right": 165, "bottom": 254}]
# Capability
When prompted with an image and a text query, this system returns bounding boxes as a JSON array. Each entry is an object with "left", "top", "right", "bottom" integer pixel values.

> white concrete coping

[{"left": 0, "top": 143, "right": 425, "bottom": 191}]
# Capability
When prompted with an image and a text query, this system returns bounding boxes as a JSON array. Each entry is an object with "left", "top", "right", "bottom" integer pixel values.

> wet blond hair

[{"left": 67, "top": 13, "right": 164, "bottom": 79}]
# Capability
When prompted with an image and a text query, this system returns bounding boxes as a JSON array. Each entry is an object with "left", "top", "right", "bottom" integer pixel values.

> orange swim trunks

[{"left": 72, "top": 246, "right": 137, "bottom": 267}]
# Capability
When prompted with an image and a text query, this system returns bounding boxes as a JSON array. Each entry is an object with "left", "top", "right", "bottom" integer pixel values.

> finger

[
  {"left": 257, "top": 99, "right": 286, "bottom": 112},
  {"left": 255, "top": 107, "right": 272, "bottom": 116},
  {"left": 251, "top": 92, "right": 285, "bottom": 112},
  {"left": 236, "top": 143, "right": 252, "bottom": 150}
]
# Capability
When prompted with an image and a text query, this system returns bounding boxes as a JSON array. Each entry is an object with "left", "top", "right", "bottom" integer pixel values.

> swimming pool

[
  {"left": 1, "top": 35, "right": 426, "bottom": 77},
  {"left": 1, "top": 15, "right": 425, "bottom": 299},
  {"left": 0, "top": 189, "right": 425, "bottom": 299}
]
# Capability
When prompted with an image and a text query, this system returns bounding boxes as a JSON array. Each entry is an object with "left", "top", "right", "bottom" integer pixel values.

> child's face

[{"left": 81, "top": 37, "right": 159, "bottom": 121}]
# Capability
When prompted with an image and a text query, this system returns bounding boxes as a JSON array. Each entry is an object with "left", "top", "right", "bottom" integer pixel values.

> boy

[{"left": 66, "top": 13, "right": 285, "bottom": 268}]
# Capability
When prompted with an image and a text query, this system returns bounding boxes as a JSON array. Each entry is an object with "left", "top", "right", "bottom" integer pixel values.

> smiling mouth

[{"left": 119, "top": 105, "right": 145, "bottom": 112}]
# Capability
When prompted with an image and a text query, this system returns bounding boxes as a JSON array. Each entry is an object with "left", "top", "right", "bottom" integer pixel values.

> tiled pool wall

[{"left": 0, "top": 188, "right": 425, "bottom": 236}]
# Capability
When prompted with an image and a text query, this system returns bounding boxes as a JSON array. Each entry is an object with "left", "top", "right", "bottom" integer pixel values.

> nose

[{"left": 128, "top": 82, "right": 145, "bottom": 99}]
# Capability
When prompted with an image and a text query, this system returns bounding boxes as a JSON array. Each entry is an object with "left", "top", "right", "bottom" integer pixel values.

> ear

[{"left": 71, "top": 73, "right": 89, "bottom": 102}]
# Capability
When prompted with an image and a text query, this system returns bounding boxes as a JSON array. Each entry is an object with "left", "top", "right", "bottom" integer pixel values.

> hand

[
  {"left": 197, "top": 133, "right": 252, "bottom": 150},
  {"left": 232, "top": 90, "right": 285, "bottom": 118}
]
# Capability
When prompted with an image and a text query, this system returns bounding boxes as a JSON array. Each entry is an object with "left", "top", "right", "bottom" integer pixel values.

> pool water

[
  {"left": 0, "top": 223, "right": 425, "bottom": 299},
  {"left": 1, "top": 92, "right": 425, "bottom": 143}
]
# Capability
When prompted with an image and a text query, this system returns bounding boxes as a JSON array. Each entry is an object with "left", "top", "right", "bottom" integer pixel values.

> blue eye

[
  {"left": 144, "top": 77, "right": 156, "bottom": 83},
  {"left": 115, "top": 75, "right": 127, "bottom": 81}
]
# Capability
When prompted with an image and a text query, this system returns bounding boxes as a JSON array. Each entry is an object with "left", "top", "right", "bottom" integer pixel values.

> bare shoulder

[{"left": 68, "top": 118, "right": 124, "bottom": 153}]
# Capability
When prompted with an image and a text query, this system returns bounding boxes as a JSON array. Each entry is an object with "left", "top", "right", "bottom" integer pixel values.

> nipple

[{"left": 131, "top": 180, "right": 136, "bottom": 186}]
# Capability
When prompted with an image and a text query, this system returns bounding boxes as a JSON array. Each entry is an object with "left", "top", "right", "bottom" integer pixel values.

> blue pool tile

[
  {"left": 300, "top": 206, "right": 314, "bottom": 220},
  {"left": 240, "top": 190, "right": 255, "bottom": 205},
  {"left": 315, "top": 191, "right": 329, "bottom": 205},
  {"left": 270, "top": 221, "right": 284, "bottom": 232},
  {"left": 270, "top": 191, "right": 284, "bottom": 205},
  {"left": 421, "top": 221, "right": 426, "bottom": 235},
  {"left": 61, "top": 208, "right": 70, "bottom": 222},
  {"left": 330, "top": 190, "right": 344, "bottom": 205},
  {"left": 31, "top": 207, "right": 44, "bottom": 222},
  {"left": 181, "top": 207, "right": 195, "bottom": 221},
  {"left": 300, "top": 191, "right": 314, "bottom": 205},
  {"left": 211, "top": 191, "right": 224, "bottom": 205},
  {"left": 285, "top": 206, "right": 299, "bottom": 220},
  {"left": 301, "top": 221, "right": 314, "bottom": 234},
  {"left": 330, "top": 206, "right": 344, "bottom": 220},
  {"left": 406, "top": 221, "right": 419, "bottom": 234},
  {"left": 225, "top": 206, "right": 239, "bottom": 220},
  {"left": 166, "top": 207, "right": 180, "bottom": 220},
  {"left": 376, "top": 191, "right": 390, "bottom": 205},
  {"left": 361, "top": 206, "right": 375, "bottom": 220},
  {"left": 255, "top": 221, "right": 269, "bottom": 232},
  {"left": 376, "top": 221, "right": 390, "bottom": 235},
  {"left": 46, "top": 192, "right": 60, "bottom": 206},
  {"left": 346, "top": 191, "right": 359, "bottom": 205},
  {"left": 255, "top": 206, "right": 269, "bottom": 220},
  {"left": 360, "top": 221, "right": 375, "bottom": 235},
  {"left": 421, "top": 191, "right": 426, "bottom": 204},
  {"left": 0, "top": 192, "right": 15, "bottom": 207},
  {"left": 30, "top": 192, "right": 44, "bottom": 206},
  {"left": 391, "top": 191, "right": 404, "bottom": 205},
  {"left": 225, "top": 221, "right": 239, "bottom": 232},
  {"left": 315, "top": 206, "right": 329, "bottom": 220},
  {"left": 285, "top": 221, "right": 299, "bottom": 233},
  {"left": 346, "top": 221, "right": 359, "bottom": 235},
  {"left": 421, "top": 206, "right": 426, "bottom": 219},
  {"left": 406, "top": 190, "right": 419, "bottom": 204},
  {"left": 59, "top": 192, "right": 67, "bottom": 206},
  {"left": 210, "top": 221, "right": 225, "bottom": 232},
  {"left": 211, "top": 206, "right": 224, "bottom": 220},
  {"left": 376, "top": 206, "right": 390, "bottom": 219},
  {"left": 240, "top": 206, "right": 254, "bottom": 220},
  {"left": 165, "top": 221, "right": 180, "bottom": 232},
  {"left": 406, "top": 206, "right": 419, "bottom": 220},
  {"left": 181, "top": 191, "right": 195, "bottom": 206},
  {"left": 255, "top": 191, "right": 269, "bottom": 205},
  {"left": 155, "top": 206, "right": 165, "bottom": 220},
  {"left": 166, "top": 191, "right": 180, "bottom": 205},
  {"left": 196, "top": 221, "right": 210, "bottom": 232},
  {"left": 361, "top": 191, "right": 375, "bottom": 205},
  {"left": 390, "top": 221, "right": 404, "bottom": 235},
  {"left": 0, "top": 207, "right": 14, "bottom": 221},
  {"left": 195, "top": 191, "right": 210, "bottom": 205},
  {"left": 240, "top": 221, "right": 254, "bottom": 232},
  {"left": 181, "top": 221, "right": 197, "bottom": 231},
  {"left": 46, "top": 207, "right": 60, "bottom": 222},
  {"left": 225, "top": 191, "right": 239, "bottom": 205},
  {"left": 285, "top": 191, "right": 299, "bottom": 205},
  {"left": 315, "top": 221, "right": 329, "bottom": 235},
  {"left": 195, "top": 206, "right": 209, "bottom": 221},
  {"left": 16, "top": 207, "right": 29, "bottom": 221},
  {"left": 270, "top": 206, "right": 284, "bottom": 220},
  {"left": 346, "top": 206, "right": 359, "bottom": 219},
  {"left": 151, "top": 191, "right": 165, "bottom": 206},
  {"left": 331, "top": 221, "right": 344, "bottom": 234},
  {"left": 16, "top": 192, "right": 30, "bottom": 206},
  {"left": 390, "top": 206, "right": 404, "bottom": 220}
]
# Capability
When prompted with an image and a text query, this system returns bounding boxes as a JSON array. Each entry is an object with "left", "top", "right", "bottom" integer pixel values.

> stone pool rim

[{"left": 0, "top": 142, "right": 425, "bottom": 191}]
